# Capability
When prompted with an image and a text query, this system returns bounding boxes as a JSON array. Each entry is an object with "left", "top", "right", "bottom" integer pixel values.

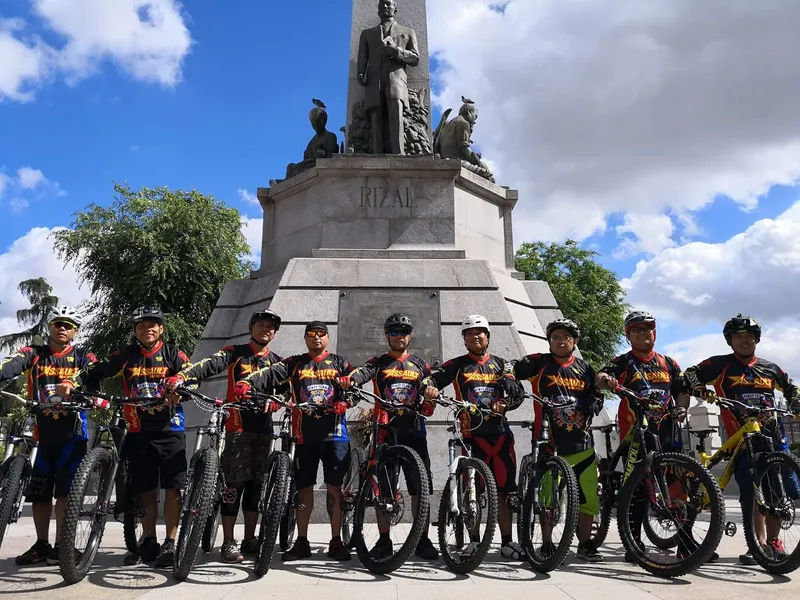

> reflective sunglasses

[
  {"left": 305, "top": 330, "right": 327, "bottom": 338},
  {"left": 52, "top": 321, "right": 77, "bottom": 331},
  {"left": 388, "top": 329, "right": 412, "bottom": 337}
]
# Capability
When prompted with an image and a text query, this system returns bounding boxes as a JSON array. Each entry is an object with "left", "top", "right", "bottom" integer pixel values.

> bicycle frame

[{"left": 696, "top": 417, "right": 764, "bottom": 492}]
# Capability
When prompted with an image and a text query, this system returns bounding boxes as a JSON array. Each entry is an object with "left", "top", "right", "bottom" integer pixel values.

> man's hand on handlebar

[
  {"left": 597, "top": 372, "right": 619, "bottom": 391},
  {"left": 329, "top": 401, "right": 349, "bottom": 415},
  {"left": 55, "top": 381, "right": 74, "bottom": 397},
  {"left": 491, "top": 399, "right": 508, "bottom": 415},
  {"left": 423, "top": 385, "right": 440, "bottom": 401},
  {"left": 337, "top": 376, "right": 353, "bottom": 390},
  {"left": 162, "top": 375, "right": 184, "bottom": 392},
  {"left": 233, "top": 381, "right": 252, "bottom": 400}
]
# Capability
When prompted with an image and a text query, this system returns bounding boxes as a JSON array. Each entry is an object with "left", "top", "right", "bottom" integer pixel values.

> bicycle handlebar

[
  {"left": 344, "top": 387, "right": 417, "bottom": 412},
  {"left": 0, "top": 390, "right": 93, "bottom": 412},
  {"left": 523, "top": 392, "right": 576, "bottom": 411},
  {"left": 713, "top": 395, "right": 792, "bottom": 416},
  {"left": 70, "top": 390, "right": 164, "bottom": 410}
]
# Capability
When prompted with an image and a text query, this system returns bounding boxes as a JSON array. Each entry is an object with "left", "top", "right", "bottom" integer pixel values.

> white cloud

[
  {"left": 16, "top": 166, "right": 46, "bottom": 189},
  {"left": 9, "top": 198, "right": 30, "bottom": 213},
  {"left": 428, "top": 0, "right": 800, "bottom": 249},
  {"left": 238, "top": 189, "right": 259, "bottom": 206},
  {"left": 0, "top": 172, "right": 9, "bottom": 197},
  {"left": 0, "top": 227, "right": 86, "bottom": 341},
  {"left": 0, "top": 1, "right": 192, "bottom": 102},
  {"left": 240, "top": 215, "right": 263, "bottom": 266},
  {"left": 614, "top": 212, "right": 675, "bottom": 257}
]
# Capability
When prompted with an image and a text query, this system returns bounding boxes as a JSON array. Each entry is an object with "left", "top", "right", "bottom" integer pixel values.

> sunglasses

[
  {"left": 305, "top": 331, "right": 327, "bottom": 338},
  {"left": 388, "top": 329, "right": 411, "bottom": 337},
  {"left": 629, "top": 327, "right": 654, "bottom": 335},
  {"left": 52, "top": 321, "right": 77, "bottom": 331}
]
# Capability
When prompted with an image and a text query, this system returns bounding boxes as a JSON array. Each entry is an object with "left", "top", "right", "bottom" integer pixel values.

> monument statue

[
  {"left": 272, "top": 99, "right": 339, "bottom": 185},
  {"left": 356, "top": 0, "right": 420, "bottom": 155},
  {"left": 433, "top": 97, "right": 495, "bottom": 183}
]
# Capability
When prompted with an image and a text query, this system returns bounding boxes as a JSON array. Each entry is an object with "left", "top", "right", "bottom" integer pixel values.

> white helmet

[
  {"left": 461, "top": 314, "right": 490, "bottom": 334},
  {"left": 47, "top": 305, "right": 82, "bottom": 327}
]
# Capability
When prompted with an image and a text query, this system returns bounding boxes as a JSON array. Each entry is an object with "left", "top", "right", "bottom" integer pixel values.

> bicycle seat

[
  {"left": 520, "top": 420, "right": 533, "bottom": 430},
  {"left": 689, "top": 428, "right": 717, "bottom": 438},
  {"left": 591, "top": 424, "right": 617, "bottom": 434}
]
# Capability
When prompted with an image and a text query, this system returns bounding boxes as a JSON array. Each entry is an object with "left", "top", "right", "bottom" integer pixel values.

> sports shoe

[
  {"left": 327, "top": 538, "right": 352, "bottom": 561},
  {"left": 281, "top": 538, "right": 312, "bottom": 562},
  {"left": 154, "top": 539, "right": 176, "bottom": 568},
  {"left": 500, "top": 541, "right": 526, "bottom": 560},
  {"left": 369, "top": 536, "right": 394, "bottom": 559},
  {"left": 768, "top": 538, "right": 787, "bottom": 560},
  {"left": 240, "top": 537, "right": 259, "bottom": 556},
  {"left": 460, "top": 541, "right": 480, "bottom": 561},
  {"left": 220, "top": 539, "right": 244, "bottom": 563},
  {"left": 739, "top": 551, "right": 757, "bottom": 565},
  {"left": 415, "top": 536, "right": 439, "bottom": 560},
  {"left": 15, "top": 540, "right": 51, "bottom": 566},
  {"left": 676, "top": 545, "right": 719, "bottom": 562},
  {"left": 576, "top": 540, "right": 604, "bottom": 563},
  {"left": 49, "top": 544, "right": 84, "bottom": 566},
  {"left": 124, "top": 536, "right": 160, "bottom": 565}
]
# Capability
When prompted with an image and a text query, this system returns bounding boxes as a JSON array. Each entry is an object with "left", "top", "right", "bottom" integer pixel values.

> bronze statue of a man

[
  {"left": 357, "top": 0, "right": 420, "bottom": 155},
  {"left": 434, "top": 98, "right": 495, "bottom": 182}
]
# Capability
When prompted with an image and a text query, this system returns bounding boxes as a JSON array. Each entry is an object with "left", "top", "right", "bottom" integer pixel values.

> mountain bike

[
  {"left": 435, "top": 394, "right": 499, "bottom": 574},
  {"left": 613, "top": 385, "right": 724, "bottom": 577},
  {"left": 515, "top": 394, "right": 580, "bottom": 572},
  {"left": 344, "top": 387, "right": 429, "bottom": 574},
  {"left": 0, "top": 392, "right": 91, "bottom": 552},
  {"left": 59, "top": 391, "right": 163, "bottom": 584},
  {"left": 341, "top": 432, "right": 369, "bottom": 550},
  {"left": 692, "top": 395, "right": 800, "bottom": 574}
]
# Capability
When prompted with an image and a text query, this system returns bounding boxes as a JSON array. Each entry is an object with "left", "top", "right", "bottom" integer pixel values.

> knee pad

[{"left": 241, "top": 480, "right": 261, "bottom": 514}]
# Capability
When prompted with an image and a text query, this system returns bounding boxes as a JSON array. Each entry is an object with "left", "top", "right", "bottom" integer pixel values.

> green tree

[
  {"left": 514, "top": 240, "right": 629, "bottom": 368},
  {"left": 0, "top": 277, "right": 59, "bottom": 353},
  {"left": 53, "top": 183, "right": 252, "bottom": 358}
]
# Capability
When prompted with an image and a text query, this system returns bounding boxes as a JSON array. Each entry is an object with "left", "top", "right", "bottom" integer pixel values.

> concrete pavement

[{"left": 0, "top": 501, "right": 796, "bottom": 600}]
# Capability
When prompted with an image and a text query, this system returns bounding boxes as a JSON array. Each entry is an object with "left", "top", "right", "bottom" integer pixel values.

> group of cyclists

[{"left": 1, "top": 299, "right": 799, "bottom": 577}]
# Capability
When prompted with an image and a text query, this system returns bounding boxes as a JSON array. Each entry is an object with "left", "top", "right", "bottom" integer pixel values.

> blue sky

[{"left": 2, "top": 0, "right": 800, "bottom": 373}]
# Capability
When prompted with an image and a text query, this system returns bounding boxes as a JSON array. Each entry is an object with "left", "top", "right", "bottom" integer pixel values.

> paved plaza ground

[{"left": 0, "top": 500, "right": 796, "bottom": 600}]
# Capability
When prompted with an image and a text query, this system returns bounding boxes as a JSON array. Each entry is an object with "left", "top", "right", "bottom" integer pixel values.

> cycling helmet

[
  {"left": 250, "top": 309, "right": 281, "bottom": 331},
  {"left": 47, "top": 306, "right": 82, "bottom": 328},
  {"left": 132, "top": 305, "right": 165, "bottom": 324},
  {"left": 723, "top": 314, "right": 761, "bottom": 344},
  {"left": 546, "top": 318, "right": 580, "bottom": 340},
  {"left": 624, "top": 310, "right": 656, "bottom": 330},
  {"left": 461, "top": 314, "right": 490, "bottom": 334},
  {"left": 384, "top": 313, "right": 413, "bottom": 332}
]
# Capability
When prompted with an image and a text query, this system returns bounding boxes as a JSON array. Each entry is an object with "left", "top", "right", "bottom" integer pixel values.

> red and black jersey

[
  {"left": 349, "top": 352, "right": 432, "bottom": 438},
  {"left": 0, "top": 344, "right": 97, "bottom": 442},
  {"left": 180, "top": 343, "right": 285, "bottom": 433},
  {"left": 599, "top": 350, "right": 688, "bottom": 444},
  {"left": 684, "top": 354, "right": 799, "bottom": 439},
  {"left": 70, "top": 341, "right": 190, "bottom": 433},
  {"left": 244, "top": 351, "right": 353, "bottom": 444},
  {"left": 513, "top": 353, "right": 599, "bottom": 455},
  {"left": 422, "top": 353, "right": 515, "bottom": 438}
]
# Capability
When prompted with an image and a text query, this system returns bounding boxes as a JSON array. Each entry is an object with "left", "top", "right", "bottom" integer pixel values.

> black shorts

[
  {"left": 466, "top": 433, "right": 517, "bottom": 493},
  {"left": 27, "top": 440, "right": 88, "bottom": 502},
  {"left": 397, "top": 435, "right": 432, "bottom": 496},
  {"left": 294, "top": 440, "right": 351, "bottom": 489},
  {"left": 124, "top": 432, "right": 187, "bottom": 494}
]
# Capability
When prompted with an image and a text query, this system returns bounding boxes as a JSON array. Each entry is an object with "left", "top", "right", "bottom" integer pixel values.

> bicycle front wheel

[
  {"left": 174, "top": 448, "right": 218, "bottom": 580},
  {"left": 201, "top": 473, "right": 222, "bottom": 553},
  {"left": 586, "top": 461, "right": 616, "bottom": 548},
  {"left": 254, "top": 451, "right": 292, "bottom": 577},
  {"left": 115, "top": 460, "right": 142, "bottom": 554},
  {"left": 342, "top": 445, "right": 365, "bottom": 549},
  {"left": 0, "top": 457, "right": 28, "bottom": 550}
]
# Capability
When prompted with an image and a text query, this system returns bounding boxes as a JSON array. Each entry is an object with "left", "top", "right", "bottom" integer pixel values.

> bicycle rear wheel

[
  {"left": 0, "top": 457, "right": 28, "bottom": 550},
  {"left": 174, "top": 448, "right": 219, "bottom": 580},
  {"left": 342, "top": 445, "right": 365, "bottom": 548},
  {"left": 114, "top": 460, "right": 142, "bottom": 554},
  {"left": 59, "top": 447, "right": 114, "bottom": 584},
  {"left": 587, "top": 465, "right": 616, "bottom": 548},
  {"left": 254, "top": 452, "right": 292, "bottom": 577}
]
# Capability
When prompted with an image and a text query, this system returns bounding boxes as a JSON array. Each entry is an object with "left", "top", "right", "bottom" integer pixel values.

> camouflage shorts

[{"left": 221, "top": 432, "right": 273, "bottom": 487}]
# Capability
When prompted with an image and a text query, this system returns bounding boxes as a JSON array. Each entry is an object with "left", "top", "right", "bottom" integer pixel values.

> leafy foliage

[
  {"left": 0, "top": 278, "right": 59, "bottom": 353},
  {"left": 790, "top": 440, "right": 800, "bottom": 459},
  {"left": 53, "top": 183, "right": 253, "bottom": 357},
  {"left": 514, "top": 240, "right": 629, "bottom": 368}
]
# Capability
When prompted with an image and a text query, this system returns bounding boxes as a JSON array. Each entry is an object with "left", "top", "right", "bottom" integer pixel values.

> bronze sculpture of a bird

[{"left": 312, "top": 98, "right": 327, "bottom": 110}]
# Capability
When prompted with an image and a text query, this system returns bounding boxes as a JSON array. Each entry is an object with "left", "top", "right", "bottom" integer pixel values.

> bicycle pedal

[{"left": 724, "top": 521, "right": 737, "bottom": 537}]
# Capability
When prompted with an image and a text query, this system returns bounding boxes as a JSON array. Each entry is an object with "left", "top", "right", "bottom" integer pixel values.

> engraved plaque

[{"left": 337, "top": 290, "right": 442, "bottom": 369}]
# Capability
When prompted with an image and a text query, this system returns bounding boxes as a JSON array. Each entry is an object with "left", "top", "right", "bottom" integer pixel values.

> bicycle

[
  {"left": 586, "top": 420, "right": 619, "bottom": 548},
  {"left": 0, "top": 391, "right": 91, "bottom": 552},
  {"left": 613, "top": 385, "right": 725, "bottom": 577},
  {"left": 434, "top": 394, "right": 499, "bottom": 574},
  {"left": 341, "top": 431, "right": 369, "bottom": 550},
  {"left": 59, "top": 391, "right": 163, "bottom": 584},
  {"left": 344, "top": 387, "right": 430, "bottom": 574},
  {"left": 691, "top": 395, "right": 800, "bottom": 574},
  {"left": 515, "top": 394, "right": 580, "bottom": 572}
]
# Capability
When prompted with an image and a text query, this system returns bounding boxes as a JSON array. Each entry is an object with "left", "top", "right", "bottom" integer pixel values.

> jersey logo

[
  {"left": 381, "top": 368, "right": 420, "bottom": 381},
  {"left": 544, "top": 375, "right": 587, "bottom": 391},
  {"left": 37, "top": 366, "right": 78, "bottom": 378},
  {"left": 128, "top": 366, "right": 170, "bottom": 378},
  {"left": 629, "top": 370, "right": 670, "bottom": 385},
  {"left": 156, "top": 356, "right": 163, "bottom": 362},
  {"left": 239, "top": 363, "right": 257, "bottom": 376},
  {"left": 727, "top": 374, "right": 772, "bottom": 390},
  {"left": 463, "top": 372, "right": 500, "bottom": 384},
  {"left": 66, "top": 356, "right": 75, "bottom": 363},
  {"left": 298, "top": 368, "right": 339, "bottom": 380}
]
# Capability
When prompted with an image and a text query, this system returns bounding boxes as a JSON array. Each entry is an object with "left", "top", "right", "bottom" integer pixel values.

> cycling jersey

[
  {"left": 243, "top": 351, "right": 353, "bottom": 444},
  {"left": 349, "top": 352, "right": 432, "bottom": 437},
  {"left": 512, "top": 353, "right": 600, "bottom": 455},
  {"left": 599, "top": 350, "right": 688, "bottom": 446},
  {"left": 180, "top": 343, "right": 285, "bottom": 433},
  {"left": 0, "top": 344, "right": 97, "bottom": 442},
  {"left": 684, "top": 354, "right": 799, "bottom": 439},
  {"left": 69, "top": 341, "right": 190, "bottom": 433},
  {"left": 422, "top": 353, "right": 517, "bottom": 437}
]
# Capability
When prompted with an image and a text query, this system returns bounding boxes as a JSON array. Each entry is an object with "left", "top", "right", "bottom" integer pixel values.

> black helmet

[
  {"left": 624, "top": 310, "right": 656, "bottom": 330},
  {"left": 384, "top": 313, "right": 413, "bottom": 332},
  {"left": 723, "top": 314, "right": 761, "bottom": 344},
  {"left": 546, "top": 318, "right": 580, "bottom": 340},
  {"left": 250, "top": 309, "right": 281, "bottom": 331},
  {"left": 132, "top": 305, "right": 165, "bottom": 324}
]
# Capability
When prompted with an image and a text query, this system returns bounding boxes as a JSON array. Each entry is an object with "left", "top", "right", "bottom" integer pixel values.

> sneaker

[
  {"left": 240, "top": 537, "right": 259, "bottom": 556},
  {"left": 124, "top": 536, "right": 160, "bottom": 565},
  {"left": 676, "top": 545, "right": 719, "bottom": 562},
  {"left": 327, "top": 538, "right": 352, "bottom": 561},
  {"left": 460, "top": 541, "right": 480, "bottom": 561},
  {"left": 369, "top": 536, "right": 394, "bottom": 560},
  {"left": 768, "top": 538, "right": 788, "bottom": 560},
  {"left": 220, "top": 539, "right": 244, "bottom": 563},
  {"left": 49, "top": 545, "right": 84, "bottom": 566},
  {"left": 15, "top": 540, "right": 52, "bottom": 566},
  {"left": 739, "top": 551, "right": 757, "bottom": 565},
  {"left": 500, "top": 541, "right": 526, "bottom": 560},
  {"left": 414, "top": 536, "right": 439, "bottom": 560},
  {"left": 577, "top": 540, "right": 604, "bottom": 563},
  {"left": 154, "top": 540, "right": 176, "bottom": 569},
  {"left": 281, "top": 538, "right": 312, "bottom": 562}
]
